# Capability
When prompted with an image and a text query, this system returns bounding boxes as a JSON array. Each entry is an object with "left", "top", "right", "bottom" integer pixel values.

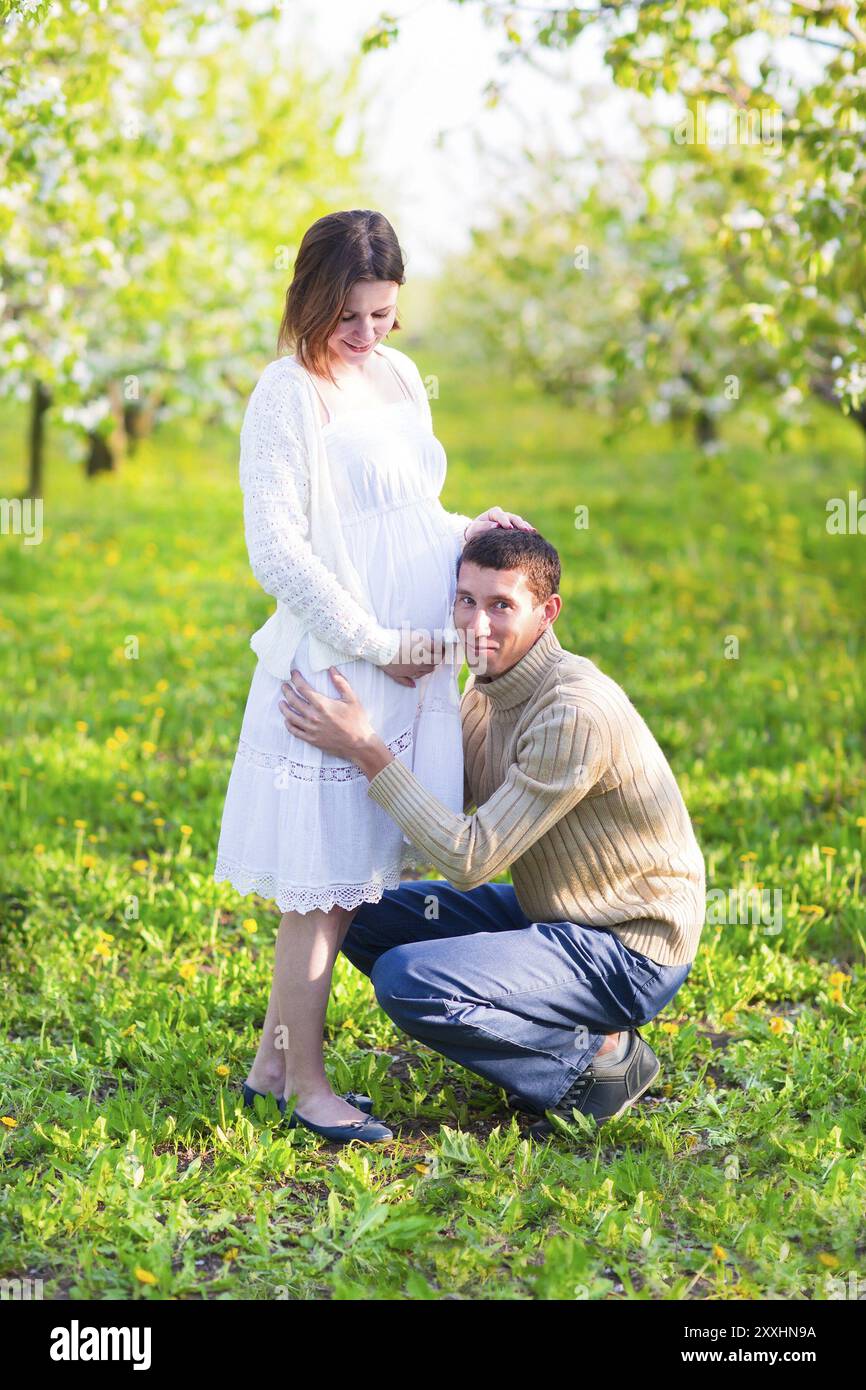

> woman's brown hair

[{"left": 277, "top": 210, "right": 406, "bottom": 383}]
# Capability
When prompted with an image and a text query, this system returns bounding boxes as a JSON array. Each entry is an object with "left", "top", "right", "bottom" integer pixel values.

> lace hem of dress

[{"left": 213, "top": 841, "right": 431, "bottom": 914}]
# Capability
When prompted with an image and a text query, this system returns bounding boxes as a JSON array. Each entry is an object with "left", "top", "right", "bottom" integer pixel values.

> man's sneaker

[
  {"left": 505, "top": 1091, "right": 544, "bottom": 1115},
  {"left": 528, "top": 1029, "right": 660, "bottom": 1137}
]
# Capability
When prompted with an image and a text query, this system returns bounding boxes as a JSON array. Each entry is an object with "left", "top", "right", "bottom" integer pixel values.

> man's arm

[{"left": 360, "top": 703, "right": 607, "bottom": 891}]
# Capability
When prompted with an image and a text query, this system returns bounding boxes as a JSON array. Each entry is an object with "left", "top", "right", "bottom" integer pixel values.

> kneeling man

[{"left": 279, "top": 528, "right": 706, "bottom": 1135}]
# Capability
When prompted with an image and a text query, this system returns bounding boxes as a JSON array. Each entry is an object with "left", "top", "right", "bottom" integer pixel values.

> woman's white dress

[{"left": 213, "top": 361, "right": 467, "bottom": 914}]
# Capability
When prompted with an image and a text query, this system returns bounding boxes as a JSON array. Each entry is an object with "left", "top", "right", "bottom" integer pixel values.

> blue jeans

[{"left": 341, "top": 880, "right": 692, "bottom": 1113}]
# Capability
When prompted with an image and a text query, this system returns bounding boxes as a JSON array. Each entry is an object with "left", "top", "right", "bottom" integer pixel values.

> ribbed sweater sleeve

[
  {"left": 240, "top": 361, "right": 401, "bottom": 667},
  {"left": 463, "top": 761, "right": 475, "bottom": 814},
  {"left": 367, "top": 702, "right": 606, "bottom": 891}
]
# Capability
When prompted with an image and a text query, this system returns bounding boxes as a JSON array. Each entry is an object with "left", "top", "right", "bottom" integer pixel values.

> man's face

[{"left": 453, "top": 561, "right": 560, "bottom": 681}]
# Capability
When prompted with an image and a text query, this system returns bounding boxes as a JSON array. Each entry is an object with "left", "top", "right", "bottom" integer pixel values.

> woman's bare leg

[
  {"left": 245, "top": 903, "right": 366, "bottom": 1124},
  {"left": 244, "top": 971, "right": 286, "bottom": 1100}
]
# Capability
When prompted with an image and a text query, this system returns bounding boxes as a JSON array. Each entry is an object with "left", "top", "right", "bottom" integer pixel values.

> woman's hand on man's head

[{"left": 465, "top": 507, "right": 537, "bottom": 542}]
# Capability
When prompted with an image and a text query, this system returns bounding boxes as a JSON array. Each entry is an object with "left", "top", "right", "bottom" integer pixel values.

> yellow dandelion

[
  {"left": 2, "top": 1115, "right": 18, "bottom": 1127},
  {"left": 768, "top": 1016, "right": 787, "bottom": 1035},
  {"left": 829, "top": 988, "right": 843, "bottom": 1005},
  {"left": 856, "top": 817, "right": 866, "bottom": 828},
  {"left": 223, "top": 1247, "right": 239, "bottom": 1261},
  {"left": 152, "top": 817, "right": 165, "bottom": 827},
  {"left": 818, "top": 1253, "right": 839, "bottom": 1269},
  {"left": 180, "top": 824, "right": 193, "bottom": 837},
  {"left": 134, "top": 1267, "right": 157, "bottom": 1285},
  {"left": 130, "top": 791, "right": 145, "bottom": 803},
  {"left": 75, "top": 720, "right": 88, "bottom": 732},
  {"left": 56, "top": 815, "right": 67, "bottom": 825},
  {"left": 93, "top": 941, "right": 111, "bottom": 959},
  {"left": 820, "top": 846, "right": 837, "bottom": 856},
  {"left": 114, "top": 727, "right": 129, "bottom": 744},
  {"left": 155, "top": 678, "right": 169, "bottom": 692},
  {"left": 414, "top": 1163, "right": 430, "bottom": 1175},
  {"left": 215, "top": 1064, "right": 230, "bottom": 1077},
  {"left": 661, "top": 1021, "right": 679, "bottom": 1034},
  {"left": 106, "top": 737, "right": 120, "bottom": 751},
  {"left": 179, "top": 961, "right": 197, "bottom": 980},
  {"left": 34, "top": 844, "right": 45, "bottom": 856},
  {"left": 242, "top": 918, "right": 257, "bottom": 934},
  {"left": 142, "top": 741, "right": 157, "bottom": 754},
  {"left": 74, "top": 818, "right": 87, "bottom": 829},
  {"left": 132, "top": 858, "right": 149, "bottom": 873},
  {"left": 739, "top": 851, "right": 758, "bottom": 862},
  {"left": 81, "top": 854, "right": 96, "bottom": 869},
  {"left": 121, "top": 1024, "right": 137, "bottom": 1036},
  {"left": 712, "top": 1245, "right": 728, "bottom": 1261},
  {"left": 828, "top": 971, "right": 849, "bottom": 988}
]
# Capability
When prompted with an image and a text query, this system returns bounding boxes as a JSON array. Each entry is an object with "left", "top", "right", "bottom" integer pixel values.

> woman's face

[{"left": 328, "top": 279, "right": 399, "bottom": 368}]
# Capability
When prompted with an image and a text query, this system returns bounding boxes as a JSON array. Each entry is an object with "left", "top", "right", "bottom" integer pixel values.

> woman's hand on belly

[{"left": 380, "top": 626, "right": 445, "bottom": 685}]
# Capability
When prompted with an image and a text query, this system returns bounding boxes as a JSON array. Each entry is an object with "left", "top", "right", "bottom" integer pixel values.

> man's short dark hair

[{"left": 457, "top": 528, "right": 561, "bottom": 606}]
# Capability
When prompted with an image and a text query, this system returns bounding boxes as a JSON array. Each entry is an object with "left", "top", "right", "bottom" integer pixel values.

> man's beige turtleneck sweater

[{"left": 366, "top": 623, "right": 706, "bottom": 967}]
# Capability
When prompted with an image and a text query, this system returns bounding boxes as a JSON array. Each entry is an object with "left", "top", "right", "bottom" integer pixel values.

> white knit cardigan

[{"left": 239, "top": 343, "right": 473, "bottom": 681}]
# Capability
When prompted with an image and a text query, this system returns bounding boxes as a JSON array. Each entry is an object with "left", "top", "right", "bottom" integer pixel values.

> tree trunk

[
  {"left": 123, "top": 392, "right": 162, "bottom": 452},
  {"left": 27, "top": 379, "right": 51, "bottom": 498},
  {"left": 85, "top": 381, "right": 127, "bottom": 477},
  {"left": 85, "top": 431, "right": 116, "bottom": 475},
  {"left": 677, "top": 370, "right": 717, "bottom": 447},
  {"left": 694, "top": 408, "right": 717, "bottom": 446}
]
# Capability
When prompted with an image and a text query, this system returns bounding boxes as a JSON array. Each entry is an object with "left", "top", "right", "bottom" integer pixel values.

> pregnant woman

[{"left": 214, "top": 209, "right": 535, "bottom": 1143}]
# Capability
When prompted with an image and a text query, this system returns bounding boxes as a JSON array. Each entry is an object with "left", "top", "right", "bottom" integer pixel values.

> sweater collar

[{"left": 468, "top": 624, "right": 563, "bottom": 710}]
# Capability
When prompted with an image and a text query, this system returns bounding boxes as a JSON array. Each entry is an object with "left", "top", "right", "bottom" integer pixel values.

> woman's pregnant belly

[
  {"left": 342, "top": 496, "right": 458, "bottom": 637},
  {"left": 283, "top": 497, "right": 460, "bottom": 755}
]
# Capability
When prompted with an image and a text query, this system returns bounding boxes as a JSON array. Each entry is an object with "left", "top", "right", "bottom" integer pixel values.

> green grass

[{"left": 1, "top": 359, "right": 864, "bottom": 1300}]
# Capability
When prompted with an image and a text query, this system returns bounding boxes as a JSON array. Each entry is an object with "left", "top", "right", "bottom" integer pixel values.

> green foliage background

[{"left": 1, "top": 361, "right": 864, "bottom": 1299}]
